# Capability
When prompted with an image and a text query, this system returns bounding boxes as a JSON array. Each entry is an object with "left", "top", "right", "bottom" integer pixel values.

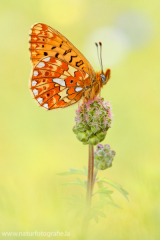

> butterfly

[{"left": 29, "top": 23, "right": 111, "bottom": 110}]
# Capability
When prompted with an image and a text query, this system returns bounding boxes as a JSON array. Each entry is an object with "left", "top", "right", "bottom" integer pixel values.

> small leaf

[
  {"left": 96, "top": 192, "right": 113, "bottom": 202},
  {"left": 66, "top": 207, "right": 73, "bottom": 214},
  {"left": 94, "top": 210, "right": 106, "bottom": 218},
  {"left": 93, "top": 187, "right": 113, "bottom": 201},
  {"left": 94, "top": 187, "right": 113, "bottom": 194},
  {"left": 61, "top": 177, "right": 86, "bottom": 189},
  {"left": 107, "top": 201, "right": 121, "bottom": 208},
  {"left": 83, "top": 166, "right": 88, "bottom": 175},
  {"left": 61, "top": 182, "right": 81, "bottom": 186},
  {"left": 77, "top": 177, "right": 87, "bottom": 189},
  {"left": 120, "top": 188, "right": 129, "bottom": 195},
  {"left": 92, "top": 199, "right": 121, "bottom": 209},
  {"left": 84, "top": 180, "right": 87, "bottom": 186},
  {"left": 93, "top": 214, "right": 99, "bottom": 223},
  {"left": 75, "top": 209, "right": 84, "bottom": 218},
  {"left": 97, "top": 177, "right": 129, "bottom": 201},
  {"left": 67, "top": 194, "right": 83, "bottom": 203},
  {"left": 58, "top": 167, "right": 88, "bottom": 176}
]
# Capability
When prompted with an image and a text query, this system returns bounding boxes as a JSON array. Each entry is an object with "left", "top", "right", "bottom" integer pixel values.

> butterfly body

[{"left": 29, "top": 23, "right": 111, "bottom": 110}]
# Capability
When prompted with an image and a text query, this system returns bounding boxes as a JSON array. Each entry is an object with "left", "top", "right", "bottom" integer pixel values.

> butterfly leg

[
  {"left": 83, "top": 96, "right": 85, "bottom": 114},
  {"left": 99, "top": 81, "right": 101, "bottom": 97}
]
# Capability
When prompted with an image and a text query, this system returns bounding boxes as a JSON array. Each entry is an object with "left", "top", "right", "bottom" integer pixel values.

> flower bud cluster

[
  {"left": 73, "top": 97, "right": 113, "bottom": 145},
  {"left": 94, "top": 144, "right": 115, "bottom": 170}
]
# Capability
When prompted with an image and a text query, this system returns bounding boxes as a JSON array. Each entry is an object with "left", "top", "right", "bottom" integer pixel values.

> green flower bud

[
  {"left": 91, "top": 126, "right": 97, "bottom": 134},
  {"left": 94, "top": 144, "right": 116, "bottom": 170},
  {"left": 73, "top": 97, "right": 113, "bottom": 145},
  {"left": 98, "top": 162, "right": 107, "bottom": 170},
  {"left": 77, "top": 132, "right": 88, "bottom": 142},
  {"left": 104, "top": 144, "right": 110, "bottom": 149},
  {"left": 76, "top": 123, "right": 85, "bottom": 132},
  {"left": 99, "top": 137, "right": 105, "bottom": 142},
  {"left": 86, "top": 129, "right": 93, "bottom": 137},
  {"left": 96, "top": 131, "right": 107, "bottom": 140},
  {"left": 111, "top": 150, "right": 116, "bottom": 156},
  {"left": 83, "top": 142, "right": 89, "bottom": 145},
  {"left": 88, "top": 136, "right": 99, "bottom": 145},
  {"left": 72, "top": 126, "right": 79, "bottom": 134},
  {"left": 106, "top": 161, "right": 112, "bottom": 168}
]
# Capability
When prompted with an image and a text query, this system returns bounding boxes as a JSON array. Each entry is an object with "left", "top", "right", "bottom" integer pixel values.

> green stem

[
  {"left": 86, "top": 144, "right": 94, "bottom": 208},
  {"left": 92, "top": 168, "right": 98, "bottom": 192},
  {"left": 80, "top": 145, "right": 94, "bottom": 240}
]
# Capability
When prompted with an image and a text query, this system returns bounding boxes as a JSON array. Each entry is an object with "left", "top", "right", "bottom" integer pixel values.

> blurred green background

[{"left": 0, "top": 0, "right": 160, "bottom": 239}]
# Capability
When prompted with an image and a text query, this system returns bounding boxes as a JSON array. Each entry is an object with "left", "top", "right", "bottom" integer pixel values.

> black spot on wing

[
  {"left": 63, "top": 49, "right": 72, "bottom": 56},
  {"left": 76, "top": 60, "right": 84, "bottom": 67},
  {"left": 69, "top": 55, "right": 77, "bottom": 63},
  {"left": 55, "top": 53, "right": 59, "bottom": 58}
]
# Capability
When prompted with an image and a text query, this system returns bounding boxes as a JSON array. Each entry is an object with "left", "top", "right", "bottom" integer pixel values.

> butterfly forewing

[
  {"left": 30, "top": 56, "right": 88, "bottom": 110},
  {"left": 29, "top": 23, "right": 96, "bottom": 78}
]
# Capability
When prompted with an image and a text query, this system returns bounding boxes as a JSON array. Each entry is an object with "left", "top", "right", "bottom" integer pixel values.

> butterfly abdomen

[{"left": 83, "top": 73, "right": 101, "bottom": 100}]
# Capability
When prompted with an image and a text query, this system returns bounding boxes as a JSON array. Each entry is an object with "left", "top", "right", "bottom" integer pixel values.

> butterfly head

[
  {"left": 100, "top": 69, "right": 111, "bottom": 85},
  {"left": 95, "top": 42, "right": 111, "bottom": 85}
]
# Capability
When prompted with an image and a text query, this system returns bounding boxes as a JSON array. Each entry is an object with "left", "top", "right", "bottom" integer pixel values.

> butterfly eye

[
  {"left": 70, "top": 80, "right": 73, "bottom": 84},
  {"left": 100, "top": 74, "right": 106, "bottom": 83}
]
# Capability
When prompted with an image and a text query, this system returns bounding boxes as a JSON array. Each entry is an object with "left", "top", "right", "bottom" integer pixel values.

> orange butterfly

[{"left": 29, "top": 23, "right": 111, "bottom": 110}]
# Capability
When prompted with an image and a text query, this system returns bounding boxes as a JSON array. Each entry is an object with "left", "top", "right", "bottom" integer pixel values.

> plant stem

[
  {"left": 80, "top": 145, "right": 94, "bottom": 239},
  {"left": 86, "top": 144, "right": 94, "bottom": 208},
  {"left": 92, "top": 168, "right": 98, "bottom": 192}
]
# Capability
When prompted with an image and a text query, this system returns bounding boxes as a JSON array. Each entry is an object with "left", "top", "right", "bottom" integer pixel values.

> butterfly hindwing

[
  {"left": 30, "top": 56, "right": 89, "bottom": 110},
  {"left": 29, "top": 23, "right": 96, "bottom": 78}
]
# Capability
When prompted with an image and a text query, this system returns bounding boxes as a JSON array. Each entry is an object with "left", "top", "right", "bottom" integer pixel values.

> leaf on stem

[
  {"left": 94, "top": 187, "right": 113, "bottom": 195},
  {"left": 93, "top": 187, "right": 113, "bottom": 201},
  {"left": 97, "top": 177, "right": 129, "bottom": 201},
  {"left": 91, "top": 206, "right": 108, "bottom": 223},
  {"left": 93, "top": 209, "right": 106, "bottom": 218},
  {"left": 57, "top": 167, "right": 88, "bottom": 176},
  {"left": 92, "top": 199, "right": 121, "bottom": 209},
  {"left": 93, "top": 214, "right": 99, "bottom": 223},
  {"left": 60, "top": 177, "right": 87, "bottom": 189},
  {"left": 66, "top": 194, "right": 86, "bottom": 217},
  {"left": 67, "top": 194, "right": 84, "bottom": 202}
]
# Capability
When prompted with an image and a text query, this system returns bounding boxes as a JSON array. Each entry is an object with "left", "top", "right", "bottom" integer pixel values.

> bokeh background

[{"left": 0, "top": 0, "right": 160, "bottom": 239}]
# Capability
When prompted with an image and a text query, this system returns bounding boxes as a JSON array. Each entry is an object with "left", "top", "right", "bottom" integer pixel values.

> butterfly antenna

[
  {"left": 99, "top": 42, "right": 103, "bottom": 73},
  {"left": 95, "top": 42, "right": 103, "bottom": 73}
]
